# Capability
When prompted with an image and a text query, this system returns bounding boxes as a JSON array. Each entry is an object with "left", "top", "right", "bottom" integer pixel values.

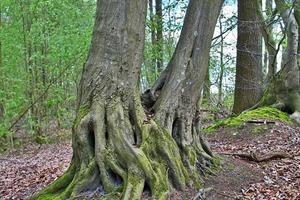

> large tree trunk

[
  {"left": 233, "top": 0, "right": 263, "bottom": 114},
  {"left": 151, "top": 0, "right": 223, "bottom": 147},
  {"left": 32, "top": 0, "right": 223, "bottom": 200},
  {"left": 257, "top": 0, "right": 300, "bottom": 121}
]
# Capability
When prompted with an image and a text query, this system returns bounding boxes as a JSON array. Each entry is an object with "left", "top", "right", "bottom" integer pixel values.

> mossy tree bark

[
  {"left": 32, "top": 0, "right": 223, "bottom": 200},
  {"left": 256, "top": 0, "right": 300, "bottom": 121},
  {"left": 233, "top": 0, "right": 263, "bottom": 114},
  {"left": 152, "top": 0, "right": 223, "bottom": 150}
]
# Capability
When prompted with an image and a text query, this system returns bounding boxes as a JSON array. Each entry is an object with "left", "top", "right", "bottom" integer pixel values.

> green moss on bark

[{"left": 73, "top": 105, "right": 90, "bottom": 129}]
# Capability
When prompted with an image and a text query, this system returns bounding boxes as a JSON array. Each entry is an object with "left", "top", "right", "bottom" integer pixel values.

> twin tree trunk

[
  {"left": 233, "top": 0, "right": 263, "bottom": 114},
  {"left": 32, "top": 0, "right": 223, "bottom": 200}
]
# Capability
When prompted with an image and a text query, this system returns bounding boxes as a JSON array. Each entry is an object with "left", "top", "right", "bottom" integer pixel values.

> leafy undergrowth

[
  {"left": 206, "top": 122, "right": 300, "bottom": 199},
  {"left": 204, "top": 107, "right": 292, "bottom": 133},
  {"left": 0, "top": 122, "right": 299, "bottom": 199}
]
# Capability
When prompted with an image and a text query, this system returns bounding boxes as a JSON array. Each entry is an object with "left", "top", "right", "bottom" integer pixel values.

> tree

[
  {"left": 255, "top": 0, "right": 277, "bottom": 84},
  {"left": 218, "top": 12, "right": 225, "bottom": 104},
  {"left": 147, "top": 0, "right": 157, "bottom": 83},
  {"left": 155, "top": 0, "right": 164, "bottom": 73},
  {"left": 233, "top": 0, "right": 263, "bottom": 114},
  {"left": 202, "top": 68, "right": 211, "bottom": 105},
  {"left": 256, "top": 0, "right": 300, "bottom": 122},
  {"left": 32, "top": 0, "right": 223, "bottom": 199},
  {"left": 0, "top": 9, "right": 4, "bottom": 121}
]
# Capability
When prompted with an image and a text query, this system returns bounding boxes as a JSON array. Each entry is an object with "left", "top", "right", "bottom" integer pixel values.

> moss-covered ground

[{"left": 204, "top": 107, "right": 292, "bottom": 133}]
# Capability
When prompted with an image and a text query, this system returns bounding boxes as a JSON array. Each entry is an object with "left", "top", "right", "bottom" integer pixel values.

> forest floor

[
  {"left": 205, "top": 122, "right": 300, "bottom": 200},
  {"left": 0, "top": 122, "right": 299, "bottom": 199}
]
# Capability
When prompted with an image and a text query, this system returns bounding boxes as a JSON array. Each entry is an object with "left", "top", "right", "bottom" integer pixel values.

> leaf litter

[
  {"left": 0, "top": 122, "right": 299, "bottom": 199},
  {"left": 207, "top": 122, "right": 300, "bottom": 200}
]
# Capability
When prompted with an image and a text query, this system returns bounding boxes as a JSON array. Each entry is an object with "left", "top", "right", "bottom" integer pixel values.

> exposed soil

[
  {"left": 0, "top": 121, "right": 299, "bottom": 200},
  {"left": 204, "top": 158, "right": 262, "bottom": 200}
]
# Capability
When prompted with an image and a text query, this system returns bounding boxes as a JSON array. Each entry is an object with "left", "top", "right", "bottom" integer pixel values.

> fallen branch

[{"left": 217, "top": 151, "right": 292, "bottom": 162}]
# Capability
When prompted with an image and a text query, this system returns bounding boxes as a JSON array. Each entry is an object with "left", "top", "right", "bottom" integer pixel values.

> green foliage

[
  {"left": 0, "top": 0, "right": 96, "bottom": 138},
  {"left": 204, "top": 107, "right": 293, "bottom": 133}
]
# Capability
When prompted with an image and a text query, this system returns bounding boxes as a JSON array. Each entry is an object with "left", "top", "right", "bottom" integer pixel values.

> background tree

[
  {"left": 233, "top": 0, "right": 263, "bottom": 114},
  {"left": 256, "top": 0, "right": 300, "bottom": 122},
  {"left": 202, "top": 69, "right": 211, "bottom": 105},
  {"left": 255, "top": 0, "right": 277, "bottom": 84},
  {"left": 146, "top": 0, "right": 157, "bottom": 85},
  {"left": 155, "top": 0, "right": 164, "bottom": 73},
  {"left": 218, "top": 12, "right": 225, "bottom": 105},
  {"left": 32, "top": 0, "right": 223, "bottom": 199},
  {"left": 0, "top": 9, "right": 4, "bottom": 121}
]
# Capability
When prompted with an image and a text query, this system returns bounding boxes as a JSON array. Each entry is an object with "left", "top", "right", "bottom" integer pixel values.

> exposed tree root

[
  {"left": 31, "top": 97, "right": 215, "bottom": 200},
  {"left": 218, "top": 151, "right": 292, "bottom": 162}
]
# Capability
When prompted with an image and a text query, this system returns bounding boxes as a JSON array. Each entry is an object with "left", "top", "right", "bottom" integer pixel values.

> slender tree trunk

[
  {"left": 148, "top": 0, "right": 157, "bottom": 83},
  {"left": 265, "top": 0, "right": 277, "bottom": 81},
  {"left": 166, "top": 0, "right": 173, "bottom": 59},
  {"left": 20, "top": 1, "right": 40, "bottom": 133},
  {"left": 233, "top": 0, "right": 263, "bottom": 114},
  {"left": 0, "top": 10, "right": 4, "bottom": 121},
  {"left": 202, "top": 67, "right": 211, "bottom": 105},
  {"left": 149, "top": 0, "right": 156, "bottom": 47},
  {"left": 32, "top": 1, "right": 223, "bottom": 200},
  {"left": 39, "top": 25, "right": 49, "bottom": 131},
  {"left": 155, "top": 0, "right": 163, "bottom": 73},
  {"left": 218, "top": 14, "right": 224, "bottom": 104},
  {"left": 255, "top": 0, "right": 277, "bottom": 83}
]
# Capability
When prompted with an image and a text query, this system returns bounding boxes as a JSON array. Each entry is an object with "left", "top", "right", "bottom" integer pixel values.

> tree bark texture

[
  {"left": 150, "top": 0, "right": 223, "bottom": 148},
  {"left": 233, "top": 0, "right": 263, "bottom": 114},
  {"left": 32, "top": 0, "right": 223, "bottom": 200}
]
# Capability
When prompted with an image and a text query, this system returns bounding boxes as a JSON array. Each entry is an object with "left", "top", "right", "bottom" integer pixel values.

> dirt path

[{"left": 0, "top": 122, "right": 299, "bottom": 199}]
